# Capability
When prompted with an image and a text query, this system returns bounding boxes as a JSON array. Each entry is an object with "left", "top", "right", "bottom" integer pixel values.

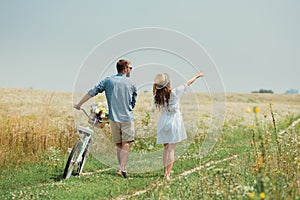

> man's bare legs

[
  {"left": 116, "top": 143, "right": 122, "bottom": 167},
  {"left": 163, "top": 143, "right": 176, "bottom": 180},
  {"left": 117, "top": 142, "right": 131, "bottom": 172}
]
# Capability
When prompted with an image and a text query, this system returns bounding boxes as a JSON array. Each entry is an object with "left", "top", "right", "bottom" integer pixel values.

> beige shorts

[{"left": 110, "top": 120, "right": 135, "bottom": 143}]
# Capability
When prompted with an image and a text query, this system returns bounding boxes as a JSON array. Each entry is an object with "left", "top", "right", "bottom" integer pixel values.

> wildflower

[
  {"left": 246, "top": 108, "right": 251, "bottom": 113},
  {"left": 248, "top": 125, "right": 254, "bottom": 129},
  {"left": 249, "top": 193, "right": 255, "bottom": 199},
  {"left": 253, "top": 106, "right": 260, "bottom": 113},
  {"left": 259, "top": 192, "right": 265, "bottom": 199},
  {"left": 258, "top": 157, "right": 264, "bottom": 165},
  {"left": 258, "top": 156, "right": 264, "bottom": 168}
]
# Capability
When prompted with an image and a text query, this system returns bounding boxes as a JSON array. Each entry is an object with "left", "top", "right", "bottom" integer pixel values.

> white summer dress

[{"left": 156, "top": 84, "right": 188, "bottom": 144}]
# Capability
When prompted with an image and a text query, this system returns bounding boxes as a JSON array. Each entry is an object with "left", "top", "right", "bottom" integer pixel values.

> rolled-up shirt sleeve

[
  {"left": 88, "top": 78, "right": 107, "bottom": 97},
  {"left": 131, "top": 84, "right": 137, "bottom": 109}
]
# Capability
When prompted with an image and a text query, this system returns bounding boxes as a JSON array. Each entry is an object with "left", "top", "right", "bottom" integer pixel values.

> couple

[{"left": 74, "top": 59, "right": 204, "bottom": 180}]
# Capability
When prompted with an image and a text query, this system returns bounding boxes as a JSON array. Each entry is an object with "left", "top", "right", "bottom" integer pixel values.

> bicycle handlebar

[
  {"left": 80, "top": 108, "right": 92, "bottom": 120},
  {"left": 79, "top": 108, "right": 108, "bottom": 123}
]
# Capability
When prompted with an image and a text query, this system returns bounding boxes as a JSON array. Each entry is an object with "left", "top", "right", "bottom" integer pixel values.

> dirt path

[
  {"left": 114, "top": 154, "right": 239, "bottom": 200},
  {"left": 279, "top": 118, "right": 300, "bottom": 135},
  {"left": 81, "top": 167, "right": 112, "bottom": 176}
]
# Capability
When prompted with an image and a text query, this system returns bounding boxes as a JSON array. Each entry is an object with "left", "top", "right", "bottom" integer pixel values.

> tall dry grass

[
  {"left": 1, "top": 88, "right": 299, "bottom": 170},
  {"left": 0, "top": 88, "right": 77, "bottom": 168}
]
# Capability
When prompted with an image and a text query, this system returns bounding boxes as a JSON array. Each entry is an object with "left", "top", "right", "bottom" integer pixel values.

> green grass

[
  {"left": 1, "top": 115, "right": 299, "bottom": 199},
  {"left": 0, "top": 120, "right": 289, "bottom": 199}
]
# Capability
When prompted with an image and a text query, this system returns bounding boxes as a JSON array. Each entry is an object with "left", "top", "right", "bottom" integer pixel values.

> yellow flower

[
  {"left": 246, "top": 108, "right": 251, "bottom": 113},
  {"left": 249, "top": 193, "right": 255, "bottom": 199},
  {"left": 258, "top": 156, "right": 264, "bottom": 168},
  {"left": 248, "top": 125, "right": 255, "bottom": 129},
  {"left": 258, "top": 157, "right": 264, "bottom": 164},
  {"left": 259, "top": 192, "right": 265, "bottom": 199},
  {"left": 253, "top": 106, "right": 260, "bottom": 113}
]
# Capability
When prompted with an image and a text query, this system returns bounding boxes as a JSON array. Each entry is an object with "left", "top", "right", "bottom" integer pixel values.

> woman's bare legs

[
  {"left": 163, "top": 143, "right": 176, "bottom": 180},
  {"left": 163, "top": 144, "right": 168, "bottom": 178}
]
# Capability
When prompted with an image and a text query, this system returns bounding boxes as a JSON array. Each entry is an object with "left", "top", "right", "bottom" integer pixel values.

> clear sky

[{"left": 0, "top": 0, "right": 299, "bottom": 93}]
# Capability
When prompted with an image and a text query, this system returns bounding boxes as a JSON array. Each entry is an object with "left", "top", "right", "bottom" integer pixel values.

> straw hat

[{"left": 154, "top": 73, "right": 170, "bottom": 89}]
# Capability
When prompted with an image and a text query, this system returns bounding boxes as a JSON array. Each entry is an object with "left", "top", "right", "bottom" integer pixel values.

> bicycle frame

[
  {"left": 63, "top": 107, "right": 107, "bottom": 179},
  {"left": 75, "top": 108, "right": 99, "bottom": 165},
  {"left": 76, "top": 126, "right": 93, "bottom": 162}
]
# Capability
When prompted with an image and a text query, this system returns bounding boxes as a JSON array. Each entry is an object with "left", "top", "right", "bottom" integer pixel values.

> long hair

[{"left": 154, "top": 83, "right": 171, "bottom": 110}]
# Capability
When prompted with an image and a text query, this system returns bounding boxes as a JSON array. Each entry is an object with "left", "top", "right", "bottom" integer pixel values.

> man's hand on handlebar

[{"left": 74, "top": 104, "right": 81, "bottom": 110}]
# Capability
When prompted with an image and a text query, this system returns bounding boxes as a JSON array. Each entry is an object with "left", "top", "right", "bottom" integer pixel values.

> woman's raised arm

[{"left": 186, "top": 72, "right": 204, "bottom": 86}]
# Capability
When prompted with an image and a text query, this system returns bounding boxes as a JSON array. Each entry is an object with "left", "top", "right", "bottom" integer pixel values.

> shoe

[{"left": 117, "top": 169, "right": 128, "bottom": 178}]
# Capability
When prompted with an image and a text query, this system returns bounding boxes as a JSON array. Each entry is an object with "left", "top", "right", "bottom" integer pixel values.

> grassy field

[{"left": 0, "top": 88, "right": 299, "bottom": 199}]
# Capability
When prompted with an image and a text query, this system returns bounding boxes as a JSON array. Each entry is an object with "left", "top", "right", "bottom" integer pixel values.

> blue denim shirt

[{"left": 88, "top": 74, "right": 137, "bottom": 123}]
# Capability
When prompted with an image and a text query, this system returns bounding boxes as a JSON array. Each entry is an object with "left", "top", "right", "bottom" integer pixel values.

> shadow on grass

[{"left": 50, "top": 172, "right": 65, "bottom": 182}]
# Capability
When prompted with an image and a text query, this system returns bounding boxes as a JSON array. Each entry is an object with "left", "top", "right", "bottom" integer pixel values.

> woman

[{"left": 153, "top": 72, "right": 204, "bottom": 180}]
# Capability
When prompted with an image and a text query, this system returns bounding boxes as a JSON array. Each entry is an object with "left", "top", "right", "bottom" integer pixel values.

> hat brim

[{"left": 155, "top": 73, "right": 170, "bottom": 89}]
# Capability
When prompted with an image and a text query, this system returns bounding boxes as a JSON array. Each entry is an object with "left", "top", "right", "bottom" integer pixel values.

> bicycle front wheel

[
  {"left": 63, "top": 140, "right": 83, "bottom": 179},
  {"left": 76, "top": 147, "right": 87, "bottom": 175},
  {"left": 77, "top": 138, "right": 91, "bottom": 175}
]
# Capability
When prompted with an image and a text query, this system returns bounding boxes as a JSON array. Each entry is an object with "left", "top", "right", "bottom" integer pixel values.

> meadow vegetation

[{"left": 0, "top": 88, "right": 299, "bottom": 199}]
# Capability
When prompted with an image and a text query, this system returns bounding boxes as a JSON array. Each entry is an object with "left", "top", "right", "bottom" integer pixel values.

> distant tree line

[
  {"left": 285, "top": 89, "right": 299, "bottom": 94},
  {"left": 252, "top": 89, "right": 274, "bottom": 94}
]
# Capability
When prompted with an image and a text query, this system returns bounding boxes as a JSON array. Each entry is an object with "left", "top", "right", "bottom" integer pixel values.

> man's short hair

[{"left": 116, "top": 60, "right": 131, "bottom": 73}]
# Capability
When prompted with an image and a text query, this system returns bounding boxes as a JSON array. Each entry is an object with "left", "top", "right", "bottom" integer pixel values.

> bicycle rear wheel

[{"left": 63, "top": 140, "right": 83, "bottom": 179}]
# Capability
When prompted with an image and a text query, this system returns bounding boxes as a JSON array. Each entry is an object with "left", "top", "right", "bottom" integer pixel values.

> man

[{"left": 74, "top": 59, "right": 137, "bottom": 178}]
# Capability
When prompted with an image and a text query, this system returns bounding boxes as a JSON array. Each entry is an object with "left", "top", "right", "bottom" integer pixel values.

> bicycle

[{"left": 63, "top": 103, "right": 108, "bottom": 179}]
